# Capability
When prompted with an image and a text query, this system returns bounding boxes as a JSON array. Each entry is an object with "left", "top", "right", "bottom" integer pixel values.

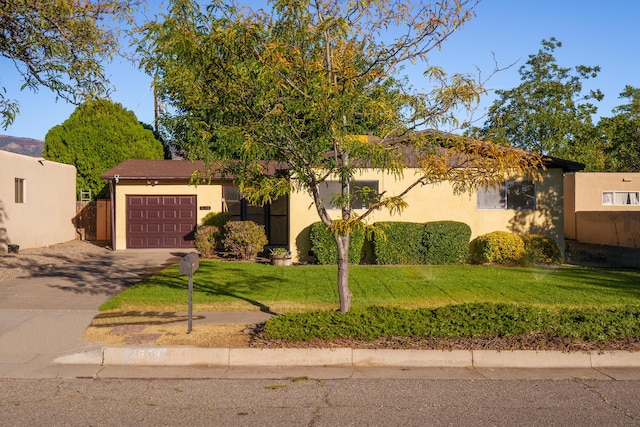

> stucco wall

[
  {"left": 572, "top": 172, "right": 640, "bottom": 212},
  {"left": 566, "top": 172, "right": 640, "bottom": 248},
  {"left": 0, "top": 150, "right": 76, "bottom": 253},
  {"left": 289, "top": 168, "right": 564, "bottom": 263},
  {"left": 111, "top": 179, "right": 222, "bottom": 250}
]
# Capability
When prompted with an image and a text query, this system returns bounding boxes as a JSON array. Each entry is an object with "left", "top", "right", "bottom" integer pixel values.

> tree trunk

[{"left": 336, "top": 233, "right": 352, "bottom": 312}]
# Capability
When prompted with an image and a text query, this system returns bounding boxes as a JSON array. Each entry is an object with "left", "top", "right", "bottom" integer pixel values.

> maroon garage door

[{"left": 126, "top": 195, "right": 196, "bottom": 248}]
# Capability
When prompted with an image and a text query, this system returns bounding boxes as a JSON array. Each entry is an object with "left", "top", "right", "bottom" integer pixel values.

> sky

[{"left": 3, "top": 0, "right": 640, "bottom": 141}]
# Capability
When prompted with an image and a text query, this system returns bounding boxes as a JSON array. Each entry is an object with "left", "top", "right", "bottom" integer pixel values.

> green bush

[
  {"left": 222, "top": 220, "right": 268, "bottom": 260},
  {"left": 309, "top": 221, "right": 365, "bottom": 265},
  {"left": 371, "top": 222, "right": 424, "bottom": 264},
  {"left": 201, "top": 212, "right": 232, "bottom": 250},
  {"left": 522, "top": 234, "right": 563, "bottom": 265},
  {"left": 470, "top": 231, "right": 525, "bottom": 265},
  {"left": 422, "top": 221, "right": 471, "bottom": 264},
  {"left": 262, "top": 304, "right": 640, "bottom": 343},
  {"left": 194, "top": 225, "right": 219, "bottom": 258}
]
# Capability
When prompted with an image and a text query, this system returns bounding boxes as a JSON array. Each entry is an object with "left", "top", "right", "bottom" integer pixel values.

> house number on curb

[
  {"left": 179, "top": 252, "right": 200, "bottom": 333},
  {"left": 124, "top": 348, "right": 167, "bottom": 363}
]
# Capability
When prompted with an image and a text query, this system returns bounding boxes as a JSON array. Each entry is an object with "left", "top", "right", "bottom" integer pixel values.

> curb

[{"left": 57, "top": 346, "right": 640, "bottom": 369}]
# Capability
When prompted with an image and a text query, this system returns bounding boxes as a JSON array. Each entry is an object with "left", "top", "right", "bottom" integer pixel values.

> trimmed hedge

[
  {"left": 522, "top": 234, "right": 563, "bottom": 265},
  {"left": 422, "top": 221, "right": 472, "bottom": 264},
  {"left": 309, "top": 221, "right": 365, "bottom": 264},
  {"left": 223, "top": 220, "right": 268, "bottom": 260},
  {"left": 201, "top": 212, "right": 232, "bottom": 250},
  {"left": 194, "top": 225, "right": 218, "bottom": 258},
  {"left": 470, "top": 231, "right": 525, "bottom": 265},
  {"left": 262, "top": 304, "right": 640, "bottom": 343},
  {"left": 371, "top": 221, "right": 471, "bottom": 265},
  {"left": 372, "top": 222, "right": 424, "bottom": 264}
]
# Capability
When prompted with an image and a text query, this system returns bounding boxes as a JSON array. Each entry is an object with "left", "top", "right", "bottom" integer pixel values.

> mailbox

[{"left": 179, "top": 252, "right": 200, "bottom": 275}]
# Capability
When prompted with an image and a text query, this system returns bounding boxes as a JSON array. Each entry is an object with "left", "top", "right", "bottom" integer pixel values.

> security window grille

[
  {"left": 318, "top": 180, "right": 379, "bottom": 210},
  {"left": 477, "top": 180, "right": 536, "bottom": 210},
  {"left": 602, "top": 191, "right": 640, "bottom": 206},
  {"left": 15, "top": 178, "right": 25, "bottom": 203}
]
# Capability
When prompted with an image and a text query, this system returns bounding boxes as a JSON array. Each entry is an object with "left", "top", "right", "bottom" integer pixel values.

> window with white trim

[
  {"left": 15, "top": 178, "right": 26, "bottom": 203},
  {"left": 477, "top": 180, "right": 536, "bottom": 210},
  {"left": 602, "top": 191, "right": 640, "bottom": 206},
  {"left": 318, "top": 180, "right": 379, "bottom": 210}
]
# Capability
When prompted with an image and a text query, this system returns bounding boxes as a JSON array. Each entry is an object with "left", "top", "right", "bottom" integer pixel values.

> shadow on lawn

[{"left": 156, "top": 262, "right": 281, "bottom": 315}]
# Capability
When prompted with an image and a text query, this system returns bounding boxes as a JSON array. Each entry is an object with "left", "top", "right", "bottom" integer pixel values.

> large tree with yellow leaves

[{"left": 139, "top": 0, "right": 543, "bottom": 312}]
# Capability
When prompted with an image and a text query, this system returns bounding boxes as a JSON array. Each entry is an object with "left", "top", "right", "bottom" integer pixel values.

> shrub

[
  {"left": 422, "top": 221, "right": 471, "bottom": 264},
  {"left": 194, "top": 225, "right": 219, "bottom": 258},
  {"left": 522, "top": 234, "right": 563, "bottom": 265},
  {"left": 222, "top": 220, "right": 268, "bottom": 260},
  {"left": 201, "top": 212, "right": 232, "bottom": 249},
  {"left": 309, "top": 221, "right": 365, "bottom": 264},
  {"left": 371, "top": 222, "right": 424, "bottom": 264},
  {"left": 261, "top": 304, "right": 640, "bottom": 343},
  {"left": 470, "top": 231, "right": 525, "bottom": 265}
]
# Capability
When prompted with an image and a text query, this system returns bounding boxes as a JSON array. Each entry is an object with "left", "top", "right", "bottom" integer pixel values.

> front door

[{"left": 222, "top": 186, "right": 288, "bottom": 246}]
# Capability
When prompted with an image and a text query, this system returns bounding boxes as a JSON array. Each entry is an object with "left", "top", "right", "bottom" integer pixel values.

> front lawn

[{"left": 99, "top": 261, "right": 640, "bottom": 312}]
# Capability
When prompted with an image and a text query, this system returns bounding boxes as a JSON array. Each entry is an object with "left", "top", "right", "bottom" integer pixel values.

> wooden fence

[{"left": 75, "top": 199, "right": 111, "bottom": 242}]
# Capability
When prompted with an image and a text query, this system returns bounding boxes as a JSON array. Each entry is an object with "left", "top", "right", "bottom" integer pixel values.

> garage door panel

[{"left": 126, "top": 195, "right": 196, "bottom": 248}]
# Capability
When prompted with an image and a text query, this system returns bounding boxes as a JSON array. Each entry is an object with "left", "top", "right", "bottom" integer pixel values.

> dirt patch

[{"left": 0, "top": 240, "right": 110, "bottom": 281}]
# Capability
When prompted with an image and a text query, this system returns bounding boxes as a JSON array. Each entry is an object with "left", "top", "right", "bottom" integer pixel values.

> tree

[
  {"left": 597, "top": 86, "right": 640, "bottom": 171},
  {"left": 0, "top": 0, "right": 140, "bottom": 128},
  {"left": 474, "top": 38, "right": 604, "bottom": 169},
  {"left": 139, "top": 0, "right": 543, "bottom": 312},
  {"left": 43, "top": 99, "right": 165, "bottom": 198}
]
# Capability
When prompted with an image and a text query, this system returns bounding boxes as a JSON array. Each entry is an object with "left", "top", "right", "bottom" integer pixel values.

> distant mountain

[{"left": 0, "top": 135, "right": 44, "bottom": 157}]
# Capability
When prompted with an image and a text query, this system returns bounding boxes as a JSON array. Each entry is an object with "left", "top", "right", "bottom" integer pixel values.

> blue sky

[{"left": 3, "top": 0, "right": 640, "bottom": 141}]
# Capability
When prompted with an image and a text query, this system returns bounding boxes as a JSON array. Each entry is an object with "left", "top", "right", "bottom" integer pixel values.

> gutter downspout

[{"left": 108, "top": 179, "right": 116, "bottom": 250}]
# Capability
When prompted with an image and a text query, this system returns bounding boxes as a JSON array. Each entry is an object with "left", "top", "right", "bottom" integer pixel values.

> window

[
  {"left": 318, "top": 180, "right": 379, "bottom": 210},
  {"left": 602, "top": 191, "right": 640, "bottom": 206},
  {"left": 477, "top": 180, "right": 536, "bottom": 210},
  {"left": 15, "top": 178, "right": 26, "bottom": 203},
  {"left": 222, "top": 186, "right": 242, "bottom": 219}
]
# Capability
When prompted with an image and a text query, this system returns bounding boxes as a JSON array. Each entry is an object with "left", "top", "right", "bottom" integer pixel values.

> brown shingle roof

[{"left": 100, "top": 159, "right": 208, "bottom": 180}]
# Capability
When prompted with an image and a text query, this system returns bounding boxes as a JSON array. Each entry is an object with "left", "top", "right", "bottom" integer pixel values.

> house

[
  {"left": 101, "top": 153, "right": 583, "bottom": 262},
  {"left": 565, "top": 172, "right": 640, "bottom": 248},
  {"left": 0, "top": 150, "right": 76, "bottom": 253}
]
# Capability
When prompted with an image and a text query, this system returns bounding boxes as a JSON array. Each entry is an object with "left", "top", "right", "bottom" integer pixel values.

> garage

[{"left": 126, "top": 195, "right": 196, "bottom": 248}]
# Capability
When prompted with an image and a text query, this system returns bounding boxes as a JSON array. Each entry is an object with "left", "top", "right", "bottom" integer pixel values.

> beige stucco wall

[
  {"left": 0, "top": 150, "right": 76, "bottom": 253},
  {"left": 111, "top": 179, "right": 222, "bottom": 250},
  {"left": 571, "top": 172, "right": 640, "bottom": 212},
  {"left": 565, "top": 172, "right": 640, "bottom": 247},
  {"left": 289, "top": 168, "right": 565, "bottom": 263}
]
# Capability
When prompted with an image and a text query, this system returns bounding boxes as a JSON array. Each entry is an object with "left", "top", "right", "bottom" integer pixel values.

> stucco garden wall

[{"left": 565, "top": 172, "right": 640, "bottom": 248}]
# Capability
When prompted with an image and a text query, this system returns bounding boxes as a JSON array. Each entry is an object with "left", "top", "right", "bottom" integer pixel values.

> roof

[
  {"left": 541, "top": 156, "right": 585, "bottom": 172},
  {"left": 100, "top": 159, "right": 287, "bottom": 180},
  {"left": 100, "top": 159, "right": 208, "bottom": 180},
  {"left": 101, "top": 145, "right": 585, "bottom": 181}
]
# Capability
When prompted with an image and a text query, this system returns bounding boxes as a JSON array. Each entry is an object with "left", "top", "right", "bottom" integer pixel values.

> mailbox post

[{"left": 179, "top": 252, "right": 200, "bottom": 333}]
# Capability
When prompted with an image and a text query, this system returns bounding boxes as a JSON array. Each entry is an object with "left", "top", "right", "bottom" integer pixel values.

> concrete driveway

[{"left": 0, "top": 248, "right": 182, "bottom": 378}]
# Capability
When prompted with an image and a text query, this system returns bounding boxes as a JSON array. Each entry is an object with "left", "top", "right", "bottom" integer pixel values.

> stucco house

[
  {"left": 565, "top": 172, "right": 640, "bottom": 248},
  {"left": 101, "top": 151, "right": 583, "bottom": 262},
  {"left": 0, "top": 150, "right": 77, "bottom": 253}
]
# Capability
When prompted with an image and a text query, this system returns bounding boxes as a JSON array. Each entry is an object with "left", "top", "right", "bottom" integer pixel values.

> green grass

[{"left": 99, "top": 261, "right": 640, "bottom": 312}]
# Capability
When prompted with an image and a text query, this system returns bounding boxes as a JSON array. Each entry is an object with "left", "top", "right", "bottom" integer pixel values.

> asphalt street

[{"left": 2, "top": 377, "right": 640, "bottom": 426}]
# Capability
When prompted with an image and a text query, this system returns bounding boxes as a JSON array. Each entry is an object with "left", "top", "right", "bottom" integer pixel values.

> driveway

[{"left": 0, "top": 243, "right": 182, "bottom": 377}]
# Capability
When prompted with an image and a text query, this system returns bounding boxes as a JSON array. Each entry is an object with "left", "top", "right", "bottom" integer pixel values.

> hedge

[{"left": 309, "top": 221, "right": 365, "bottom": 264}]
